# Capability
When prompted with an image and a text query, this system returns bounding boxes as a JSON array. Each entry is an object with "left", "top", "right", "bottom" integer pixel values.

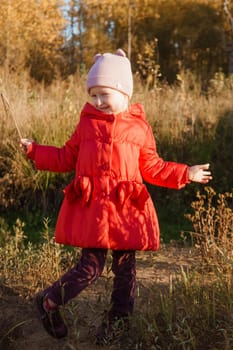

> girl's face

[{"left": 89, "top": 86, "right": 129, "bottom": 114}]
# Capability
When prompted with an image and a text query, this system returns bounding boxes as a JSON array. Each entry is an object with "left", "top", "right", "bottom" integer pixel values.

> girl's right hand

[{"left": 20, "top": 138, "right": 34, "bottom": 153}]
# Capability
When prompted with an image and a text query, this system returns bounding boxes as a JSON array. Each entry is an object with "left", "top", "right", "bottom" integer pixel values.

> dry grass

[{"left": 0, "top": 218, "right": 78, "bottom": 298}]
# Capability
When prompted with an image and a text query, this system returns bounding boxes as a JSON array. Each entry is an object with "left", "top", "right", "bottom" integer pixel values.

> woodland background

[{"left": 1, "top": 0, "right": 233, "bottom": 84}]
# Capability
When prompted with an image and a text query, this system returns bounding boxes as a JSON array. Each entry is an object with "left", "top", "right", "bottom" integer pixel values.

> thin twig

[{"left": 0, "top": 93, "right": 23, "bottom": 139}]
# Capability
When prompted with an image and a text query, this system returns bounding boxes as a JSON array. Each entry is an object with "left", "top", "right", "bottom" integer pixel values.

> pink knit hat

[{"left": 86, "top": 49, "right": 133, "bottom": 98}]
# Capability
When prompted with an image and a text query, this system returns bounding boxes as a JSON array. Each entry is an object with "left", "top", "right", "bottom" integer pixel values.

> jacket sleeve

[
  {"left": 139, "top": 124, "right": 190, "bottom": 189},
  {"left": 27, "top": 125, "right": 80, "bottom": 173}
]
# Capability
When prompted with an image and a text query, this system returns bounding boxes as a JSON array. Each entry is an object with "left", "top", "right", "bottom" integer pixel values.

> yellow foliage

[
  {"left": 0, "top": 0, "right": 66, "bottom": 80},
  {"left": 0, "top": 0, "right": 231, "bottom": 82}
]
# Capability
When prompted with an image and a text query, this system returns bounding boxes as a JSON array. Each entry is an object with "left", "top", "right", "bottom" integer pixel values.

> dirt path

[{"left": 0, "top": 244, "right": 200, "bottom": 350}]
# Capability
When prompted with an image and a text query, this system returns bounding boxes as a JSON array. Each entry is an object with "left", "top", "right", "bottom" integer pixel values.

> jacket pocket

[
  {"left": 117, "top": 181, "right": 149, "bottom": 210},
  {"left": 63, "top": 176, "right": 92, "bottom": 206}
]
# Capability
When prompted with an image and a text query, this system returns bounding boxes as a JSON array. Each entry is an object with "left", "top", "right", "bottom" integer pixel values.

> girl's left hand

[{"left": 188, "top": 163, "right": 212, "bottom": 184}]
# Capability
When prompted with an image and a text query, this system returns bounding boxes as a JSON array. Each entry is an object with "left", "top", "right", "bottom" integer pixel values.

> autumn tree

[
  {"left": 223, "top": 0, "right": 233, "bottom": 73},
  {"left": 0, "top": 0, "right": 232, "bottom": 83},
  {"left": 75, "top": 0, "right": 118, "bottom": 68},
  {"left": 65, "top": 0, "right": 228, "bottom": 83},
  {"left": 61, "top": 0, "right": 85, "bottom": 76},
  {"left": 0, "top": 0, "right": 66, "bottom": 82}
]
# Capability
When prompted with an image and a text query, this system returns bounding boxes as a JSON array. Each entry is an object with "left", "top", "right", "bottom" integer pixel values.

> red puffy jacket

[{"left": 28, "top": 102, "right": 189, "bottom": 251}]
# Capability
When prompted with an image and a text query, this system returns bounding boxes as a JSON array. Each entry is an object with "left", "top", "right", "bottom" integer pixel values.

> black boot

[
  {"left": 95, "top": 311, "right": 129, "bottom": 345},
  {"left": 36, "top": 292, "right": 68, "bottom": 338}
]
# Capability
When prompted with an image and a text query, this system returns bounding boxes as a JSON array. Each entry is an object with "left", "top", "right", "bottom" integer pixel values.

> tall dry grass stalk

[{"left": 186, "top": 187, "right": 233, "bottom": 285}]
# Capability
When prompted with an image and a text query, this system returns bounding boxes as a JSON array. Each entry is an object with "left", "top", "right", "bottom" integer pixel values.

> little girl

[{"left": 21, "top": 49, "right": 212, "bottom": 343}]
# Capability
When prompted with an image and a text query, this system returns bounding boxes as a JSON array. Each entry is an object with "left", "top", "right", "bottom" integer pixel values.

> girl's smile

[{"left": 89, "top": 86, "right": 129, "bottom": 114}]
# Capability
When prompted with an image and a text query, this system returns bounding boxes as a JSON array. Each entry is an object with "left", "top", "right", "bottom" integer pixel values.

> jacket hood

[{"left": 81, "top": 102, "right": 146, "bottom": 121}]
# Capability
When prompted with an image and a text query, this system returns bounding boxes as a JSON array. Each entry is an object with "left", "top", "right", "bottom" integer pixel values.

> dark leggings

[{"left": 44, "top": 248, "right": 136, "bottom": 318}]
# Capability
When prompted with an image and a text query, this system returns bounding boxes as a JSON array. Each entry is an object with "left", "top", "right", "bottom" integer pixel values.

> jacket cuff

[
  {"left": 27, "top": 142, "right": 36, "bottom": 160},
  {"left": 185, "top": 166, "right": 191, "bottom": 184}
]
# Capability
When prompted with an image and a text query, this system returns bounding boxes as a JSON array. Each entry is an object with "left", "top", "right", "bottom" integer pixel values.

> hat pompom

[
  {"left": 115, "top": 48, "right": 126, "bottom": 57},
  {"left": 94, "top": 53, "right": 102, "bottom": 62}
]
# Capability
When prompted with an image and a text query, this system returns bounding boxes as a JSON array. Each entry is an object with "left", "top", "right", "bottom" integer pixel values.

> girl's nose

[{"left": 95, "top": 95, "right": 102, "bottom": 106}]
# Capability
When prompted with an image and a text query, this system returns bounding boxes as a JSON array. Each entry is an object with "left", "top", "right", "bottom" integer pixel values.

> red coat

[{"left": 28, "top": 102, "right": 189, "bottom": 251}]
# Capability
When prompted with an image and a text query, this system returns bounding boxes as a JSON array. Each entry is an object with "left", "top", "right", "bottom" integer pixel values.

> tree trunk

[{"left": 223, "top": 0, "right": 233, "bottom": 73}]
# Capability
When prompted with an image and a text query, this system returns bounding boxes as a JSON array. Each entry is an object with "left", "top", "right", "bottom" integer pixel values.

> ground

[{"left": 0, "top": 244, "right": 200, "bottom": 350}]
